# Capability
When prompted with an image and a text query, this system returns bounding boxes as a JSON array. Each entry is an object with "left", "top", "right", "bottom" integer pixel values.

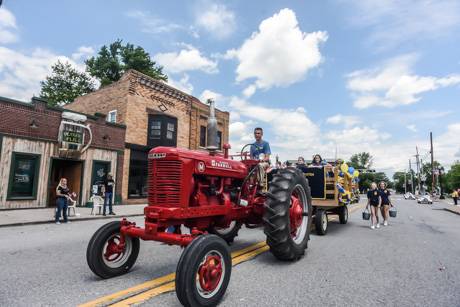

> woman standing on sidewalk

[
  {"left": 55, "top": 178, "right": 70, "bottom": 224},
  {"left": 367, "top": 182, "right": 381, "bottom": 229},
  {"left": 452, "top": 189, "right": 458, "bottom": 206},
  {"left": 379, "top": 181, "right": 392, "bottom": 226}
]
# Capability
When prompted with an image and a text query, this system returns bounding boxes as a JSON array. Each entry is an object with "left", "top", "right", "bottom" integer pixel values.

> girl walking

[
  {"left": 379, "top": 181, "right": 392, "bottom": 226},
  {"left": 367, "top": 182, "right": 381, "bottom": 229}
]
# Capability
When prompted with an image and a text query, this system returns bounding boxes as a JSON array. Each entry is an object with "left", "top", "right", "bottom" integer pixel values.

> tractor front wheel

[
  {"left": 86, "top": 221, "right": 140, "bottom": 279},
  {"left": 263, "top": 168, "right": 312, "bottom": 261},
  {"left": 208, "top": 221, "right": 242, "bottom": 244},
  {"left": 176, "top": 234, "right": 231, "bottom": 307}
]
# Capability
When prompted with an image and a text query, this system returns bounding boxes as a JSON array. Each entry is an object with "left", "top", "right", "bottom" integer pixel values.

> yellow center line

[
  {"left": 109, "top": 245, "right": 271, "bottom": 307},
  {"left": 79, "top": 241, "right": 267, "bottom": 307},
  {"left": 81, "top": 203, "right": 366, "bottom": 307}
]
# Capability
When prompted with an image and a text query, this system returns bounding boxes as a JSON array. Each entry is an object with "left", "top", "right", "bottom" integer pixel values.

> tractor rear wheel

[
  {"left": 86, "top": 221, "right": 140, "bottom": 279},
  {"left": 263, "top": 168, "right": 312, "bottom": 261},
  {"left": 315, "top": 209, "right": 328, "bottom": 235},
  {"left": 338, "top": 206, "right": 348, "bottom": 224},
  {"left": 208, "top": 221, "right": 242, "bottom": 244},
  {"left": 176, "top": 234, "right": 231, "bottom": 307}
]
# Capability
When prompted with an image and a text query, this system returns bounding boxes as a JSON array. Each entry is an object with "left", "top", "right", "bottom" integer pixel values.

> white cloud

[
  {"left": 0, "top": 46, "right": 94, "bottom": 101},
  {"left": 344, "top": 0, "right": 460, "bottom": 50},
  {"left": 154, "top": 45, "right": 218, "bottom": 74},
  {"left": 71, "top": 46, "right": 95, "bottom": 61},
  {"left": 326, "top": 126, "right": 390, "bottom": 145},
  {"left": 195, "top": 2, "right": 236, "bottom": 39},
  {"left": 226, "top": 8, "right": 327, "bottom": 95},
  {"left": 166, "top": 74, "right": 194, "bottom": 94},
  {"left": 0, "top": 7, "right": 18, "bottom": 44},
  {"left": 326, "top": 114, "right": 361, "bottom": 127},
  {"left": 406, "top": 125, "right": 417, "bottom": 132},
  {"left": 199, "top": 89, "right": 222, "bottom": 103},
  {"left": 347, "top": 54, "right": 460, "bottom": 109},
  {"left": 126, "top": 10, "right": 185, "bottom": 34}
]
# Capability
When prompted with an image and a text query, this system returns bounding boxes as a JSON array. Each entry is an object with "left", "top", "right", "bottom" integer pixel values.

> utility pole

[
  {"left": 415, "top": 146, "right": 421, "bottom": 194},
  {"left": 404, "top": 171, "right": 407, "bottom": 194},
  {"left": 430, "top": 132, "right": 435, "bottom": 196},
  {"left": 409, "top": 159, "right": 414, "bottom": 193}
]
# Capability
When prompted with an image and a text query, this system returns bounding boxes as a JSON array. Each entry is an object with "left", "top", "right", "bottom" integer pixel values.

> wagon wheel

[
  {"left": 315, "top": 209, "right": 328, "bottom": 235},
  {"left": 338, "top": 206, "right": 348, "bottom": 224},
  {"left": 176, "top": 235, "right": 231, "bottom": 307},
  {"left": 86, "top": 221, "right": 139, "bottom": 279}
]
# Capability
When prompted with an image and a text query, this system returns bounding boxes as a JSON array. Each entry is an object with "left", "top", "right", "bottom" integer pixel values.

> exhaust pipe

[{"left": 206, "top": 99, "right": 218, "bottom": 152}]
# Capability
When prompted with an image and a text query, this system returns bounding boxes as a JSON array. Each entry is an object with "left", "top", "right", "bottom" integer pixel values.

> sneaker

[
  {"left": 55, "top": 221, "right": 61, "bottom": 225},
  {"left": 370, "top": 225, "right": 375, "bottom": 229},
  {"left": 65, "top": 221, "right": 71, "bottom": 224},
  {"left": 103, "top": 214, "right": 106, "bottom": 216},
  {"left": 376, "top": 223, "right": 380, "bottom": 229},
  {"left": 384, "top": 220, "right": 388, "bottom": 226},
  {"left": 109, "top": 212, "right": 116, "bottom": 215}
]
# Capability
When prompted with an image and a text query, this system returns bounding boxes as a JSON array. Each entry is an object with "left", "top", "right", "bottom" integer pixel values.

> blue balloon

[
  {"left": 348, "top": 166, "right": 355, "bottom": 174},
  {"left": 339, "top": 171, "right": 344, "bottom": 177}
]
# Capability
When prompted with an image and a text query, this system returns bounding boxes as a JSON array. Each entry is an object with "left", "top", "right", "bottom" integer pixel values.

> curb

[
  {"left": 443, "top": 208, "right": 460, "bottom": 216},
  {"left": 0, "top": 213, "right": 144, "bottom": 228}
]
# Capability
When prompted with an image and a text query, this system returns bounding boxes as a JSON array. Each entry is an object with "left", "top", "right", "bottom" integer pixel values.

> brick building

[
  {"left": 0, "top": 96, "right": 126, "bottom": 209},
  {"left": 65, "top": 69, "right": 229, "bottom": 204}
]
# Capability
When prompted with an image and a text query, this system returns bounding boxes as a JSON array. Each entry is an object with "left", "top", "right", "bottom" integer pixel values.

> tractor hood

[{"left": 148, "top": 146, "right": 248, "bottom": 179}]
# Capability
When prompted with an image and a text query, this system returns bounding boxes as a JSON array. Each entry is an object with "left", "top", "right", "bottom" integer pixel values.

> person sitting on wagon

[
  {"left": 250, "top": 127, "right": 271, "bottom": 161},
  {"left": 309, "top": 154, "right": 331, "bottom": 168},
  {"left": 296, "top": 156, "right": 309, "bottom": 173}
]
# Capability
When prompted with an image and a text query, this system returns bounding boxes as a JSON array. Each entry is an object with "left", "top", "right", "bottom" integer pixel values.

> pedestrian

[
  {"left": 452, "top": 189, "right": 459, "bottom": 206},
  {"left": 378, "top": 181, "right": 392, "bottom": 226},
  {"left": 367, "top": 182, "right": 381, "bottom": 229},
  {"left": 55, "top": 178, "right": 70, "bottom": 224},
  {"left": 103, "top": 173, "right": 116, "bottom": 216}
]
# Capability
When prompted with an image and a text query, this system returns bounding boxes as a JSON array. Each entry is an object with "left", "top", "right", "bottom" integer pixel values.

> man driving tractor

[{"left": 250, "top": 127, "right": 271, "bottom": 161}]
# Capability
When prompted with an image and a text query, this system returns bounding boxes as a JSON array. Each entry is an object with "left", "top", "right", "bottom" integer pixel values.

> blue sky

[{"left": 1, "top": 0, "right": 459, "bottom": 174}]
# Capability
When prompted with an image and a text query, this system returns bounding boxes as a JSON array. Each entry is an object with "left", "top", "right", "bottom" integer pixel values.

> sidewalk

[
  {"left": 433, "top": 198, "right": 460, "bottom": 216},
  {"left": 0, "top": 204, "right": 146, "bottom": 228}
]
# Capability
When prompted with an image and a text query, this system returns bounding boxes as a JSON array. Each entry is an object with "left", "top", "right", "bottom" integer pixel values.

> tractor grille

[{"left": 148, "top": 160, "right": 182, "bottom": 207}]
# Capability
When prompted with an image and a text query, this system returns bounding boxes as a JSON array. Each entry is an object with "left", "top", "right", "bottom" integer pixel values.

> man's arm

[{"left": 264, "top": 142, "right": 271, "bottom": 162}]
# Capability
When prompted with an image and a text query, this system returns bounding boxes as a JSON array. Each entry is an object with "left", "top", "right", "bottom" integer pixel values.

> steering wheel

[{"left": 240, "top": 143, "right": 253, "bottom": 160}]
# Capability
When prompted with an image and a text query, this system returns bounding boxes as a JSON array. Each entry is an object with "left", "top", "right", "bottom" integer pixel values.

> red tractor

[{"left": 86, "top": 101, "right": 312, "bottom": 307}]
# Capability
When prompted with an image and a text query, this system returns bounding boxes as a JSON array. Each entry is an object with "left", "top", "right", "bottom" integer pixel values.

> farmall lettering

[{"left": 211, "top": 160, "right": 232, "bottom": 169}]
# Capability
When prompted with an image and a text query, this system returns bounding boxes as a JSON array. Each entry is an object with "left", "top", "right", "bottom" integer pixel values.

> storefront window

[
  {"left": 91, "top": 161, "right": 110, "bottom": 195},
  {"left": 7, "top": 153, "right": 41, "bottom": 199}
]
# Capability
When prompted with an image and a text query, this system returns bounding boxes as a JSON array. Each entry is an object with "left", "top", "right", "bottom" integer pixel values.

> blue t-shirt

[
  {"left": 379, "top": 189, "right": 391, "bottom": 204},
  {"left": 250, "top": 140, "right": 271, "bottom": 159}
]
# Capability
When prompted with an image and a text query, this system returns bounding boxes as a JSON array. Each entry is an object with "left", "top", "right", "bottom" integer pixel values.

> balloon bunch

[{"left": 339, "top": 163, "right": 360, "bottom": 179}]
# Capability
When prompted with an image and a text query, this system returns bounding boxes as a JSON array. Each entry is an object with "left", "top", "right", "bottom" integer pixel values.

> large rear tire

[
  {"left": 176, "top": 235, "right": 231, "bottom": 307},
  {"left": 86, "top": 221, "right": 140, "bottom": 279},
  {"left": 208, "top": 221, "right": 242, "bottom": 244},
  {"left": 263, "top": 168, "right": 312, "bottom": 261}
]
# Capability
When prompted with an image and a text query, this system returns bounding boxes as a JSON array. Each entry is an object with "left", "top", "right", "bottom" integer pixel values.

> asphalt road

[{"left": 1, "top": 197, "right": 459, "bottom": 307}]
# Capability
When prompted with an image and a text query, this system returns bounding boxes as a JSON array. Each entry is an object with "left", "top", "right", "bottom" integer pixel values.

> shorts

[
  {"left": 381, "top": 203, "right": 390, "bottom": 206},
  {"left": 370, "top": 202, "right": 380, "bottom": 207}
]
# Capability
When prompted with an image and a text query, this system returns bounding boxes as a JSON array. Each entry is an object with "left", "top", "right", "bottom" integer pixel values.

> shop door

[{"left": 48, "top": 159, "right": 83, "bottom": 207}]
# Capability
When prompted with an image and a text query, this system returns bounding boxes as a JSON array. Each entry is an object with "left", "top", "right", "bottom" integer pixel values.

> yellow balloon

[
  {"left": 353, "top": 170, "right": 359, "bottom": 177},
  {"left": 340, "top": 163, "right": 349, "bottom": 173}
]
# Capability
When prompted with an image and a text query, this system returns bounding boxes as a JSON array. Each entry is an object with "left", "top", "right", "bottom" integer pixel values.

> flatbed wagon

[{"left": 301, "top": 164, "right": 359, "bottom": 235}]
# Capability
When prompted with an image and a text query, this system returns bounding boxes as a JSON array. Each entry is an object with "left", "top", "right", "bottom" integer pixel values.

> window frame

[
  {"left": 107, "top": 110, "right": 117, "bottom": 123},
  {"left": 199, "top": 126, "right": 207, "bottom": 148},
  {"left": 7, "top": 152, "right": 41, "bottom": 200}
]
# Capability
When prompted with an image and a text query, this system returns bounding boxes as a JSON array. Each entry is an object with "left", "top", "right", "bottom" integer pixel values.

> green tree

[
  {"left": 40, "top": 60, "right": 96, "bottom": 106},
  {"left": 420, "top": 160, "right": 443, "bottom": 192},
  {"left": 348, "top": 152, "right": 373, "bottom": 170},
  {"left": 358, "top": 172, "right": 390, "bottom": 192},
  {"left": 445, "top": 162, "right": 460, "bottom": 192},
  {"left": 86, "top": 39, "right": 167, "bottom": 87}
]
